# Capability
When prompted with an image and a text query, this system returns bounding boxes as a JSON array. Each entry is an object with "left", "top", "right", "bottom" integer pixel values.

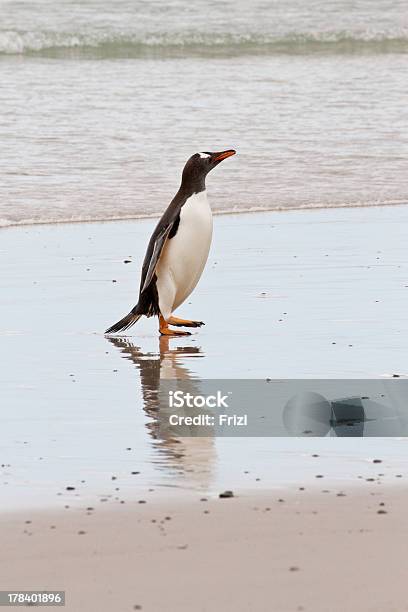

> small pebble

[{"left": 219, "top": 490, "right": 234, "bottom": 499}]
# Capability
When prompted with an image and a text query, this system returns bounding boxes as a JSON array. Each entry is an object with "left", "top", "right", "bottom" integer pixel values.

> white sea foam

[
  {"left": 1, "top": 200, "right": 407, "bottom": 231},
  {"left": 1, "top": 29, "right": 408, "bottom": 56}
]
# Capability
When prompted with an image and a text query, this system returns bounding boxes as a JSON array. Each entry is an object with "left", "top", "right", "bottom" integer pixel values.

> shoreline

[{"left": 1, "top": 199, "right": 407, "bottom": 232}]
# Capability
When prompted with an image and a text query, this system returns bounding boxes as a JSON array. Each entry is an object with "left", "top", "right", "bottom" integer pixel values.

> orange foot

[
  {"left": 159, "top": 314, "right": 192, "bottom": 337},
  {"left": 168, "top": 316, "right": 205, "bottom": 328}
]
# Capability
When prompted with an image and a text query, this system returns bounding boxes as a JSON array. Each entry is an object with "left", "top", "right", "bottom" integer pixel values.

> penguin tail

[{"left": 105, "top": 308, "right": 142, "bottom": 335}]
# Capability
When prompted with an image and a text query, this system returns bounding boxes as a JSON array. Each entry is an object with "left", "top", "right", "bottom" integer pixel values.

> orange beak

[{"left": 212, "top": 149, "right": 236, "bottom": 162}]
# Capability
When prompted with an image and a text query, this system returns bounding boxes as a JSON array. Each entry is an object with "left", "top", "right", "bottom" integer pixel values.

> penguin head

[{"left": 181, "top": 149, "right": 236, "bottom": 190}]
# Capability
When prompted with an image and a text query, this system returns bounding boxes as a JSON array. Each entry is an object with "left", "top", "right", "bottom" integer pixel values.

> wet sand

[
  {"left": 1, "top": 206, "right": 408, "bottom": 510},
  {"left": 2, "top": 487, "right": 408, "bottom": 612},
  {"left": 1, "top": 206, "right": 408, "bottom": 610}
]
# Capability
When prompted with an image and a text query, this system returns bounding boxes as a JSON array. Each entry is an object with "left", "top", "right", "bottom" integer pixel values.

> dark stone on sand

[
  {"left": 131, "top": 471, "right": 140, "bottom": 475},
  {"left": 66, "top": 486, "right": 75, "bottom": 491},
  {"left": 138, "top": 500, "right": 146, "bottom": 504},
  {"left": 111, "top": 476, "right": 117, "bottom": 480},
  {"left": 200, "top": 498, "right": 208, "bottom": 502},
  {"left": 315, "top": 475, "right": 324, "bottom": 478},
  {"left": 124, "top": 260, "right": 132, "bottom": 263},
  {"left": 165, "top": 516, "right": 171, "bottom": 521},
  {"left": 366, "top": 478, "right": 375, "bottom": 482},
  {"left": 134, "top": 606, "right": 142, "bottom": 610},
  {"left": 377, "top": 510, "right": 387, "bottom": 514},
  {"left": 78, "top": 530, "right": 86, "bottom": 535},
  {"left": 219, "top": 490, "right": 234, "bottom": 498},
  {"left": 278, "top": 498, "right": 285, "bottom": 503},
  {"left": 312, "top": 454, "right": 319, "bottom": 457},
  {"left": 392, "top": 374, "right": 400, "bottom": 377},
  {"left": 373, "top": 459, "right": 382, "bottom": 463},
  {"left": 289, "top": 566, "right": 300, "bottom": 572}
]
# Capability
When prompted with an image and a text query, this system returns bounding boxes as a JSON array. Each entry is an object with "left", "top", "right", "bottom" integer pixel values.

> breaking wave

[{"left": 1, "top": 29, "right": 408, "bottom": 58}]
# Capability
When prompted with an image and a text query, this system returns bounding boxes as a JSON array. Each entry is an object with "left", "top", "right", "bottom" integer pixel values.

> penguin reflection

[{"left": 107, "top": 336, "right": 215, "bottom": 486}]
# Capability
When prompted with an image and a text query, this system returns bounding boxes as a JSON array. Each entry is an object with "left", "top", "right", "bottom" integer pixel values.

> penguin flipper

[{"left": 140, "top": 221, "right": 175, "bottom": 294}]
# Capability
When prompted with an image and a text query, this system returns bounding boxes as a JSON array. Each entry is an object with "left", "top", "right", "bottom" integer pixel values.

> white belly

[{"left": 156, "top": 190, "right": 213, "bottom": 319}]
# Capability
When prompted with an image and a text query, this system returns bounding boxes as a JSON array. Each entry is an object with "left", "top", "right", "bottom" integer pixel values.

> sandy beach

[
  {"left": 2, "top": 487, "right": 408, "bottom": 612},
  {"left": 1, "top": 205, "right": 408, "bottom": 610}
]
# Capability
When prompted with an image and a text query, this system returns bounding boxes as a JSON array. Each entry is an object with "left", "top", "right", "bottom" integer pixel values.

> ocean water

[{"left": 1, "top": 0, "right": 407, "bottom": 227}]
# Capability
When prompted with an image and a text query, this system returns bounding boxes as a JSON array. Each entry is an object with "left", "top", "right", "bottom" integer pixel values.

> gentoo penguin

[{"left": 105, "top": 149, "right": 236, "bottom": 336}]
